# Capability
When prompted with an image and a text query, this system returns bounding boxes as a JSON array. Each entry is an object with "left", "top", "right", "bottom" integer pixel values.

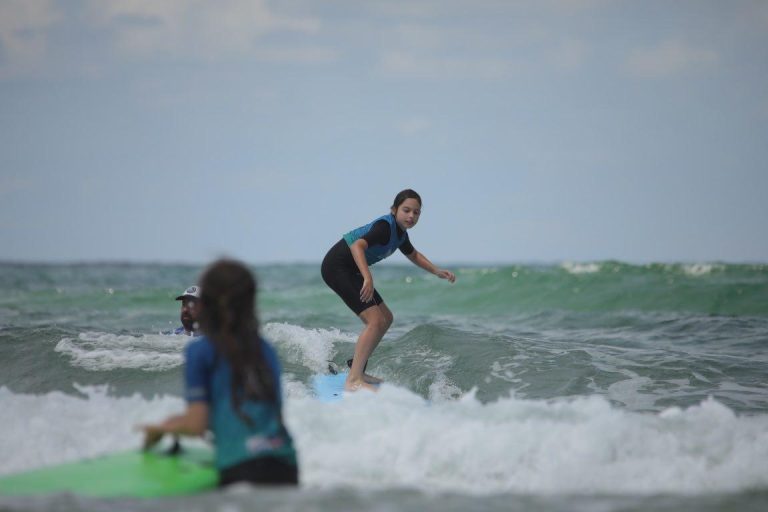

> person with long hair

[
  {"left": 142, "top": 259, "right": 298, "bottom": 487},
  {"left": 321, "top": 189, "right": 456, "bottom": 391}
]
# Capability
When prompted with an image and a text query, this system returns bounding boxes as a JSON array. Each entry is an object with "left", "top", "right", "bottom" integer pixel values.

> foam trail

[
  {"left": 54, "top": 332, "right": 187, "bottom": 371},
  {"left": 682, "top": 263, "right": 723, "bottom": 276},
  {"left": 264, "top": 322, "right": 356, "bottom": 374},
  {"left": 561, "top": 262, "right": 602, "bottom": 274},
  {"left": 52, "top": 323, "right": 355, "bottom": 374},
  {"left": 288, "top": 387, "right": 768, "bottom": 495},
  {"left": 3, "top": 383, "right": 767, "bottom": 495},
  {"left": 0, "top": 386, "right": 184, "bottom": 476}
]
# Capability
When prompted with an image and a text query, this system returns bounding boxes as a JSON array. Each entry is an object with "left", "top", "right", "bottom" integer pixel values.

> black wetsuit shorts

[
  {"left": 321, "top": 239, "right": 384, "bottom": 315},
  {"left": 219, "top": 455, "right": 298, "bottom": 487}
]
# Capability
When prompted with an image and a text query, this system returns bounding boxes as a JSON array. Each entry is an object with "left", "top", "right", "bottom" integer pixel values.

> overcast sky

[{"left": 1, "top": 0, "right": 766, "bottom": 264}]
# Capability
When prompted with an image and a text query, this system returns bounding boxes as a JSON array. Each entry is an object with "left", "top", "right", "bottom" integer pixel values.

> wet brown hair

[
  {"left": 391, "top": 189, "right": 422, "bottom": 211},
  {"left": 197, "top": 259, "right": 276, "bottom": 424}
]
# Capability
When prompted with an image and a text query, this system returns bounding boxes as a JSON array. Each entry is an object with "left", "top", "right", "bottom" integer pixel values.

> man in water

[{"left": 173, "top": 285, "right": 201, "bottom": 335}]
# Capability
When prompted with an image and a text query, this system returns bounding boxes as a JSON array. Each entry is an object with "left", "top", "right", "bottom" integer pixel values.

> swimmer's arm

[
  {"left": 406, "top": 250, "right": 456, "bottom": 283},
  {"left": 141, "top": 402, "right": 209, "bottom": 449},
  {"left": 350, "top": 239, "right": 375, "bottom": 302}
]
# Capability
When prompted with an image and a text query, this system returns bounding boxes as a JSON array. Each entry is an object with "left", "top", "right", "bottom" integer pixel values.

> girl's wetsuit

[{"left": 321, "top": 213, "right": 414, "bottom": 315}]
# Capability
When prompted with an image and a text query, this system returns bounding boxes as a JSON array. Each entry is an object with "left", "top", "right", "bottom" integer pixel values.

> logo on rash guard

[{"left": 245, "top": 435, "right": 285, "bottom": 454}]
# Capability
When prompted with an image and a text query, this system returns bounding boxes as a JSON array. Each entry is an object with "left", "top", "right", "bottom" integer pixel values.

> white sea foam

[
  {"left": 682, "top": 263, "right": 723, "bottom": 276},
  {"left": 291, "top": 388, "right": 768, "bottom": 495},
  {"left": 53, "top": 323, "right": 354, "bottom": 374},
  {"left": 3, "top": 384, "right": 766, "bottom": 495},
  {"left": 426, "top": 373, "right": 464, "bottom": 402},
  {"left": 0, "top": 385, "right": 184, "bottom": 476},
  {"left": 264, "top": 322, "right": 357, "bottom": 374},
  {"left": 54, "top": 332, "right": 187, "bottom": 371},
  {"left": 561, "top": 262, "right": 602, "bottom": 275},
  {"left": 605, "top": 371, "right": 657, "bottom": 410}
]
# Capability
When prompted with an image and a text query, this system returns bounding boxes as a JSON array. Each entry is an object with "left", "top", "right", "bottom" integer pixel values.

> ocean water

[{"left": 1, "top": 261, "right": 767, "bottom": 511}]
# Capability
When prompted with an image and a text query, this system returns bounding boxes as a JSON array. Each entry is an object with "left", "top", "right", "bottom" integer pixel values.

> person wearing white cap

[{"left": 173, "top": 285, "right": 201, "bottom": 335}]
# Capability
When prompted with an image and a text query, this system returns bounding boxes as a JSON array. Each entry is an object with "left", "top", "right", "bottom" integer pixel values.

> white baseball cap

[{"left": 175, "top": 285, "right": 201, "bottom": 301}]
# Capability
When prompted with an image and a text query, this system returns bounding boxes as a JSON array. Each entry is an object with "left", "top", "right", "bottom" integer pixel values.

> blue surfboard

[{"left": 312, "top": 371, "right": 348, "bottom": 402}]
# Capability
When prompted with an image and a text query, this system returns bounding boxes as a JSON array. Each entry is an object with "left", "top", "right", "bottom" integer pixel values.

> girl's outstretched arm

[{"left": 406, "top": 250, "right": 456, "bottom": 283}]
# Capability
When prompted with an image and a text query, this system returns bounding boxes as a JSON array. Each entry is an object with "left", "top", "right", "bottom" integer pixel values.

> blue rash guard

[
  {"left": 343, "top": 214, "right": 409, "bottom": 265},
  {"left": 184, "top": 336, "right": 297, "bottom": 471}
]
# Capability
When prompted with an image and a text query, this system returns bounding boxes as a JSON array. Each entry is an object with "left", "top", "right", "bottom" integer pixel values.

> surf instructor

[
  {"left": 321, "top": 189, "right": 456, "bottom": 392},
  {"left": 173, "top": 285, "right": 200, "bottom": 335}
]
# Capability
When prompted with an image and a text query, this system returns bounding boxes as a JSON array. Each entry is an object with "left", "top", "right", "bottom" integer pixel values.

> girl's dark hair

[
  {"left": 197, "top": 259, "right": 277, "bottom": 424},
  {"left": 391, "top": 189, "right": 422, "bottom": 210}
]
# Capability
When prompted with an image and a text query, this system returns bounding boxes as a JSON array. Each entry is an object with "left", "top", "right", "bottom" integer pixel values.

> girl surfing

[{"left": 321, "top": 189, "right": 456, "bottom": 391}]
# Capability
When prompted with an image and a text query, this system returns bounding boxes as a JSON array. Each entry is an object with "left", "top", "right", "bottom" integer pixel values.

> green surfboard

[{"left": 0, "top": 445, "right": 217, "bottom": 498}]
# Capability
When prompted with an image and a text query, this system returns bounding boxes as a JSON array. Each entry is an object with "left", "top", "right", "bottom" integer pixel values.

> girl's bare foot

[{"left": 345, "top": 375, "right": 379, "bottom": 392}]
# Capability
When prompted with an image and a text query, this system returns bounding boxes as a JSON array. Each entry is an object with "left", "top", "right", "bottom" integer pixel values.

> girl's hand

[
  {"left": 435, "top": 269, "right": 456, "bottom": 283},
  {"left": 360, "top": 277, "right": 375, "bottom": 303},
  {"left": 141, "top": 424, "right": 165, "bottom": 451}
]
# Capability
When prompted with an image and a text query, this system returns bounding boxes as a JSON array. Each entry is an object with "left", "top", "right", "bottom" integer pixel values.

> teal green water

[
  {"left": 1, "top": 262, "right": 767, "bottom": 511},
  {"left": 1, "top": 261, "right": 766, "bottom": 411}
]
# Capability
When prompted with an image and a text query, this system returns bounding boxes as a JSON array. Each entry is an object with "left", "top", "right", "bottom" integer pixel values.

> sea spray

[{"left": 2, "top": 384, "right": 767, "bottom": 495}]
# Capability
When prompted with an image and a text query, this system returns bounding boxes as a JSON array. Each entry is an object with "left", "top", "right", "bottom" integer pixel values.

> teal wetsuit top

[
  {"left": 184, "top": 336, "right": 297, "bottom": 471},
  {"left": 343, "top": 214, "right": 411, "bottom": 265}
]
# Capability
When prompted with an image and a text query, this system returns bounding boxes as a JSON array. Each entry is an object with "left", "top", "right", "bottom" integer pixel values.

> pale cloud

[
  {"left": 388, "top": 24, "right": 447, "bottom": 51},
  {"left": 0, "top": 0, "right": 59, "bottom": 78},
  {"left": 0, "top": 175, "right": 38, "bottom": 196},
  {"left": 541, "top": 0, "right": 614, "bottom": 11},
  {"left": 551, "top": 38, "right": 588, "bottom": 70},
  {"left": 760, "top": 97, "right": 768, "bottom": 119},
  {"left": 366, "top": 1, "right": 439, "bottom": 19},
  {"left": 84, "top": 0, "right": 322, "bottom": 60},
  {"left": 230, "top": 167, "right": 302, "bottom": 191},
  {"left": 377, "top": 23, "right": 517, "bottom": 79},
  {"left": 375, "top": 16, "right": 586, "bottom": 80},
  {"left": 380, "top": 50, "right": 513, "bottom": 80},
  {"left": 398, "top": 116, "right": 432, "bottom": 136},
  {"left": 626, "top": 40, "right": 718, "bottom": 78},
  {"left": 755, "top": 2, "right": 768, "bottom": 28},
  {"left": 366, "top": 0, "right": 611, "bottom": 18},
  {"left": 253, "top": 46, "right": 337, "bottom": 64}
]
